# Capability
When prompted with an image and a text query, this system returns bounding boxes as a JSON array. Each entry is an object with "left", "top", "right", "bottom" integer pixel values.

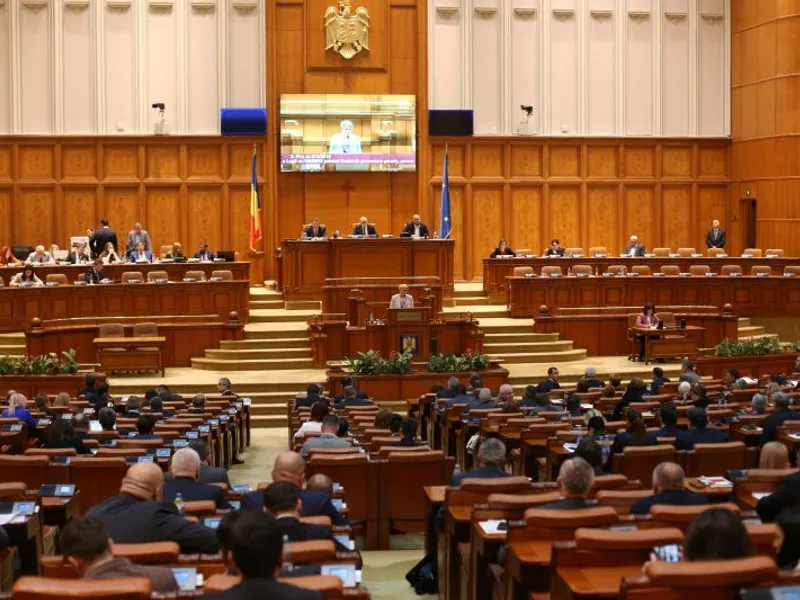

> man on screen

[{"left": 329, "top": 120, "right": 362, "bottom": 154}]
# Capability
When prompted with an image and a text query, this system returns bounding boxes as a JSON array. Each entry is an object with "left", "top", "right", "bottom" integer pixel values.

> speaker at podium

[{"left": 388, "top": 307, "right": 432, "bottom": 360}]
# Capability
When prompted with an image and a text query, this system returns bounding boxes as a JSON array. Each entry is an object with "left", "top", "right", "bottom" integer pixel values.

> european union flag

[{"left": 440, "top": 147, "right": 452, "bottom": 239}]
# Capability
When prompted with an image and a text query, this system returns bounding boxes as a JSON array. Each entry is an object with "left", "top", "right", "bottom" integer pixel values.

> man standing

[
  {"left": 126, "top": 222, "right": 152, "bottom": 256},
  {"left": 706, "top": 219, "right": 726, "bottom": 249},
  {"left": 91, "top": 218, "right": 118, "bottom": 257},
  {"left": 389, "top": 284, "right": 414, "bottom": 309},
  {"left": 400, "top": 214, "right": 430, "bottom": 239},
  {"left": 329, "top": 120, "right": 362, "bottom": 154}
]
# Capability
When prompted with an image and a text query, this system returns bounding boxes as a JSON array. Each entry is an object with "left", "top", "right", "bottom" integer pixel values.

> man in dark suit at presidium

[{"left": 90, "top": 218, "right": 119, "bottom": 257}]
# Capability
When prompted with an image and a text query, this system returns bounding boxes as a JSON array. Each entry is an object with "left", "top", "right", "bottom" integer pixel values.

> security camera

[
  {"left": 152, "top": 103, "right": 165, "bottom": 111},
  {"left": 520, "top": 105, "right": 533, "bottom": 116}
]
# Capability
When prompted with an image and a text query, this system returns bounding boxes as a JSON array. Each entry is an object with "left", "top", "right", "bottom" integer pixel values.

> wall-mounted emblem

[{"left": 324, "top": 0, "right": 370, "bottom": 60}]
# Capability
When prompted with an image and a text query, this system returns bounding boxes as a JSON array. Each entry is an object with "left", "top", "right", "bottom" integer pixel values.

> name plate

[{"left": 395, "top": 310, "right": 425, "bottom": 323}]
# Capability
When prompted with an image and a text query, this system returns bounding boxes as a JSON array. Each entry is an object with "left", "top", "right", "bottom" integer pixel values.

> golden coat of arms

[{"left": 324, "top": 0, "right": 370, "bottom": 60}]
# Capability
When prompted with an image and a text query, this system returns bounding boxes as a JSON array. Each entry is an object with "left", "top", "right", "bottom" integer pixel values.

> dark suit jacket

[
  {"left": 194, "top": 250, "right": 216, "bottom": 261},
  {"left": 490, "top": 247, "right": 516, "bottom": 258},
  {"left": 294, "top": 394, "right": 324, "bottom": 410},
  {"left": 303, "top": 225, "right": 327, "bottom": 239},
  {"left": 444, "top": 395, "right": 480, "bottom": 410},
  {"left": 68, "top": 250, "right": 92, "bottom": 264},
  {"left": 241, "top": 489, "right": 346, "bottom": 526},
  {"left": 200, "top": 465, "right": 231, "bottom": 487},
  {"left": 650, "top": 376, "right": 670, "bottom": 395},
  {"left": 86, "top": 494, "right": 218, "bottom": 554},
  {"left": 335, "top": 397, "right": 371, "bottom": 410},
  {"left": 756, "top": 472, "right": 800, "bottom": 523},
  {"left": 91, "top": 227, "right": 119, "bottom": 256},
  {"left": 390, "top": 436, "right": 418, "bottom": 447},
  {"left": 706, "top": 229, "right": 726, "bottom": 248},
  {"left": 623, "top": 243, "right": 646, "bottom": 257},
  {"left": 84, "top": 268, "right": 102, "bottom": 284},
  {"left": 451, "top": 464, "right": 510, "bottom": 487},
  {"left": 276, "top": 516, "right": 333, "bottom": 543},
  {"left": 585, "top": 378, "right": 606, "bottom": 389},
  {"left": 400, "top": 222, "right": 430, "bottom": 238},
  {"left": 630, "top": 490, "right": 709, "bottom": 515},
  {"left": 537, "top": 497, "right": 591, "bottom": 510},
  {"left": 202, "top": 578, "right": 324, "bottom": 600},
  {"left": 760, "top": 409, "right": 800, "bottom": 445},
  {"left": 163, "top": 477, "right": 231, "bottom": 509},
  {"left": 536, "top": 378, "right": 561, "bottom": 394},
  {"left": 352, "top": 224, "right": 378, "bottom": 236},
  {"left": 674, "top": 427, "right": 728, "bottom": 450},
  {"left": 656, "top": 426, "right": 682, "bottom": 438},
  {"left": 334, "top": 390, "right": 368, "bottom": 403},
  {"left": 610, "top": 432, "right": 655, "bottom": 456},
  {"left": 544, "top": 248, "right": 565, "bottom": 257}
]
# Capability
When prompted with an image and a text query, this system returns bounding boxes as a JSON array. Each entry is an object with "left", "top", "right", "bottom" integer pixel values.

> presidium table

[{"left": 276, "top": 238, "right": 455, "bottom": 302}]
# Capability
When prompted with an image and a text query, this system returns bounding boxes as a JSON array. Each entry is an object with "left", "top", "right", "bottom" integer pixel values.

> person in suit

[
  {"left": 675, "top": 407, "right": 728, "bottom": 450},
  {"left": 650, "top": 367, "right": 670, "bottom": 395},
  {"left": 390, "top": 418, "right": 419, "bottom": 447},
  {"left": 757, "top": 467, "right": 800, "bottom": 523},
  {"left": 706, "top": 219, "right": 726, "bottom": 249},
  {"left": 475, "top": 388, "right": 498, "bottom": 410},
  {"left": 163, "top": 448, "right": 231, "bottom": 510},
  {"left": 536, "top": 367, "right": 561, "bottom": 394},
  {"left": 86, "top": 462, "right": 219, "bottom": 554},
  {"left": 295, "top": 384, "right": 325, "bottom": 410},
  {"left": 193, "top": 242, "right": 215, "bottom": 261},
  {"left": 489, "top": 238, "right": 515, "bottom": 258},
  {"left": 124, "top": 396, "right": 142, "bottom": 419},
  {"left": 149, "top": 398, "right": 174, "bottom": 418},
  {"left": 187, "top": 440, "right": 231, "bottom": 487},
  {"left": 611, "top": 378, "right": 647, "bottom": 422},
  {"left": 45, "top": 419, "right": 90, "bottom": 454},
  {"left": 24, "top": 245, "right": 55, "bottom": 265},
  {"left": 91, "top": 218, "right": 118, "bottom": 257},
  {"left": 78, "top": 374, "right": 97, "bottom": 399},
  {"left": 125, "top": 222, "right": 152, "bottom": 256},
  {"left": 389, "top": 284, "right": 414, "bottom": 309},
  {"left": 761, "top": 392, "right": 800, "bottom": 444},
  {"left": 300, "top": 414, "right": 352, "bottom": 458},
  {"left": 241, "top": 452, "right": 346, "bottom": 525},
  {"left": 303, "top": 218, "right": 327, "bottom": 239},
  {"left": 451, "top": 438, "right": 510, "bottom": 487},
  {"left": 129, "top": 241, "right": 153, "bottom": 263},
  {"left": 583, "top": 367, "right": 605, "bottom": 389},
  {"left": 263, "top": 482, "right": 342, "bottom": 546},
  {"left": 444, "top": 384, "right": 480, "bottom": 410},
  {"left": 623, "top": 235, "right": 646, "bottom": 257},
  {"left": 329, "top": 120, "right": 362, "bottom": 154},
  {"left": 83, "top": 259, "right": 104, "bottom": 284},
  {"left": 165, "top": 242, "right": 185, "bottom": 261},
  {"left": 334, "top": 376, "right": 369, "bottom": 403},
  {"left": 655, "top": 403, "right": 682, "bottom": 438},
  {"left": 352, "top": 216, "right": 378, "bottom": 237},
  {"left": 97, "top": 407, "right": 116, "bottom": 431},
  {"left": 630, "top": 462, "right": 708, "bottom": 515},
  {"left": 436, "top": 377, "right": 460, "bottom": 399},
  {"left": 132, "top": 415, "right": 161, "bottom": 440},
  {"left": 400, "top": 214, "right": 430, "bottom": 239},
  {"left": 334, "top": 386, "right": 371, "bottom": 410},
  {"left": 575, "top": 439, "right": 607, "bottom": 476},
  {"left": 218, "top": 377, "right": 239, "bottom": 400},
  {"left": 610, "top": 409, "right": 654, "bottom": 457},
  {"left": 538, "top": 457, "right": 595, "bottom": 510},
  {"left": 544, "top": 239, "right": 565, "bottom": 257},
  {"left": 59, "top": 516, "right": 178, "bottom": 593},
  {"left": 68, "top": 241, "right": 92, "bottom": 264},
  {"left": 202, "top": 510, "right": 324, "bottom": 600},
  {"left": 690, "top": 384, "right": 710, "bottom": 409},
  {"left": 679, "top": 360, "right": 701, "bottom": 385}
]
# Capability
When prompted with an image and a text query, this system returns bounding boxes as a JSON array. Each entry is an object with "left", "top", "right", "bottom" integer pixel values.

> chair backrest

[
  {"left": 573, "top": 526, "right": 683, "bottom": 550},
  {"left": 513, "top": 266, "right": 533, "bottom": 277},
  {"left": 660, "top": 265, "right": 680, "bottom": 276},
  {"left": 132, "top": 322, "right": 158, "bottom": 337},
  {"left": 564, "top": 247, "right": 585, "bottom": 257},
  {"left": 515, "top": 248, "right": 532, "bottom": 256},
  {"left": 184, "top": 270, "right": 206, "bottom": 281},
  {"left": 707, "top": 247, "right": 727, "bottom": 257},
  {"left": 684, "top": 442, "right": 746, "bottom": 477},
  {"left": 765, "top": 248, "right": 785, "bottom": 257},
  {"left": 572, "top": 264, "right": 593, "bottom": 276},
  {"left": 676, "top": 247, "right": 696, "bottom": 257},
  {"left": 612, "top": 445, "right": 677, "bottom": 488},
  {"left": 45, "top": 273, "right": 68, "bottom": 285},
  {"left": 159, "top": 244, "right": 173, "bottom": 258},
  {"left": 589, "top": 246, "right": 608, "bottom": 257},
  {"left": 631, "top": 265, "right": 652, "bottom": 276},
  {"left": 523, "top": 506, "right": 619, "bottom": 539},
  {"left": 0, "top": 455, "right": 50, "bottom": 489},
  {"left": 653, "top": 248, "right": 671, "bottom": 257},
  {"left": 25, "top": 448, "right": 77, "bottom": 458},
  {"left": 743, "top": 248, "right": 763, "bottom": 257},
  {"left": 750, "top": 265, "right": 772, "bottom": 277},
  {"left": 784, "top": 266, "right": 800, "bottom": 276},
  {"left": 205, "top": 574, "right": 343, "bottom": 596},
  {"left": 721, "top": 264, "right": 743, "bottom": 276},
  {"left": 606, "top": 265, "right": 627, "bottom": 276},
  {"left": 595, "top": 489, "right": 653, "bottom": 514},
  {"left": 378, "top": 451, "right": 452, "bottom": 523},
  {"left": 647, "top": 502, "right": 740, "bottom": 531},
  {"left": 211, "top": 270, "right": 233, "bottom": 281},
  {"left": 183, "top": 500, "right": 216, "bottom": 517},
  {"left": 307, "top": 453, "right": 373, "bottom": 524},
  {"left": 541, "top": 266, "right": 563, "bottom": 277},
  {"left": 121, "top": 272, "right": 144, "bottom": 284},
  {"left": 589, "top": 474, "right": 636, "bottom": 496},
  {"left": 145, "top": 271, "right": 167, "bottom": 283},
  {"left": 688, "top": 265, "right": 710, "bottom": 276},
  {"left": 68, "top": 457, "right": 128, "bottom": 514},
  {"left": 113, "top": 542, "right": 180, "bottom": 564},
  {"left": 12, "top": 576, "right": 153, "bottom": 599},
  {"left": 98, "top": 323, "right": 124, "bottom": 338}
]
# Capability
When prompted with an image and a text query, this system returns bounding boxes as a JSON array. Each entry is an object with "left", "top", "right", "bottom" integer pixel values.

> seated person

[
  {"left": 451, "top": 438, "right": 510, "bottom": 486},
  {"left": 149, "top": 398, "right": 174, "bottom": 418},
  {"left": 335, "top": 386, "right": 371, "bottom": 410},
  {"left": 99, "top": 242, "right": 122, "bottom": 265},
  {"left": 9, "top": 265, "right": 43, "bottom": 287},
  {"left": 124, "top": 396, "right": 142, "bottom": 418},
  {"left": 761, "top": 392, "right": 800, "bottom": 444},
  {"left": 536, "top": 367, "right": 561, "bottom": 394},
  {"left": 165, "top": 242, "right": 185, "bottom": 260},
  {"left": 623, "top": 235, "right": 645, "bottom": 257},
  {"left": 611, "top": 378, "right": 647, "bottom": 421},
  {"left": 68, "top": 241, "right": 92, "bottom": 264},
  {"left": 443, "top": 383, "right": 479, "bottom": 410},
  {"left": 575, "top": 439, "right": 606, "bottom": 476},
  {"left": 531, "top": 392, "right": 562, "bottom": 414},
  {"left": 25, "top": 244, "right": 55, "bottom": 265},
  {"left": 303, "top": 218, "right": 327, "bottom": 239},
  {"left": 59, "top": 516, "right": 178, "bottom": 593},
  {"left": 583, "top": 367, "right": 605, "bottom": 389},
  {"left": 188, "top": 393, "right": 206, "bottom": 414},
  {"left": 475, "top": 388, "right": 498, "bottom": 410},
  {"left": 86, "top": 462, "right": 219, "bottom": 554},
  {"left": 389, "top": 284, "right": 414, "bottom": 309},
  {"left": 679, "top": 360, "right": 701, "bottom": 385},
  {"left": 194, "top": 241, "right": 215, "bottom": 261},
  {"left": 400, "top": 214, "right": 429, "bottom": 238},
  {"left": 202, "top": 510, "right": 323, "bottom": 600},
  {"left": 129, "top": 240, "right": 153, "bottom": 263},
  {"left": 650, "top": 366, "right": 670, "bottom": 395},
  {"left": 675, "top": 407, "right": 728, "bottom": 450},
  {"left": 45, "top": 419, "right": 90, "bottom": 454},
  {"left": 0, "top": 246, "right": 20, "bottom": 265},
  {"left": 565, "top": 394, "right": 582, "bottom": 418},
  {"left": 610, "top": 409, "right": 654, "bottom": 456},
  {"left": 748, "top": 393, "right": 767, "bottom": 415},
  {"left": 306, "top": 473, "right": 334, "bottom": 497},
  {"left": 655, "top": 402, "right": 681, "bottom": 437},
  {"left": 97, "top": 407, "right": 116, "bottom": 431},
  {"left": 490, "top": 238, "right": 515, "bottom": 257},
  {"left": 352, "top": 216, "right": 378, "bottom": 237},
  {"left": 293, "top": 402, "right": 329, "bottom": 441},
  {"left": 681, "top": 507, "right": 752, "bottom": 562},
  {"left": 295, "top": 383, "right": 325, "bottom": 409},
  {"left": 388, "top": 413, "right": 403, "bottom": 436},
  {"left": 630, "top": 462, "right": 708, "bottom": 515},
  {"left": 520, "top": 384, "right": 538, "bottom": 408},
  {"left": 437, "top": 377, "right": 460, "bottom": 399},
  {"left": 391, "top": 417, "right": 418, "bottom": 447},
  {"left": 3, "top": 392, "right": 38, "bottom": 431},
  {"left": 188, "top": 440, "right": 231, "bottom": 487},
  {"left": 757, "top": 464, "right": 800, "bottom": 523},
  {"left": 544, "top": 238, "right": 565, "bottom": 257},
  {"left": 538, "top": 456, "right": 595, "bottom": 509},
  {"left": 263, "top": 481, "right": 346, "bottom": 551},
  {"left": 759, "top": 441, "right": 789, "bottom": 470},
  {"left": 131, "top": 415, "right": 160, "bottom": 440},
  {"left": 334, "top": 376, "right": 368, "bottom": 402},
  {"left": 300, "top": 414, "right": 351, "bottom": 458},
  {"left": 690, "top": 384, "right": 710, "bottom": 409},
  {"left": 162, "top": 448, "right": 231, "bottom": 509},
  {"left": 84, "top": 259, "right": 105, "bottom": 284}
]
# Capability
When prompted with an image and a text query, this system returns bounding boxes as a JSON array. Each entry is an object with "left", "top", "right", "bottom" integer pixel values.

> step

[
  {"left": 249, "top": 403, "right": 292, "bottom": 416},
  {"left": 484, "top": 332, "right": 560, "bottom": 343},
  {"left": 738, "top": 333, "right": 779, "bottom": 342},
  {"left": 453, "top": 296, "right": 492, "bottom": 307},
  {"left": 737, "top": 317, "right": 752, "bottom": 328},
  {"left": 251, "top": 415, "right": 289, "bottom": 428},
  {"left": 477, "top": 320, "right": 535, "bottom": 334},
  {"left": 453, "top": 283, "right": 484, "bottom": 297},
  {"left": 0, "top": 345, "right": 25, "bottom": 354},
  {"left": 248, "top": 299, "right": 286, "bottom": 310},
  {"left": 250, "top": 287, "right": 282, "bottom": 297},
  {"left": 0, "top": 333, "right": 24, "bottom": 343},
  {"left": 244, "top": 324, "right": 309, "bottom": 339},
  {"left": 285, "top": 300, "right": 322, "bottom": 311},
  {"left": 484, "top": 340, "right": 576, "bottom": 353},
  {"left": 191, "top": 356, "right": 316, "bottom": 371},
  {"left": 220, "top": 337, "right": 311, "bottom": 350},
  {"left": 443, "top": 305, "right": 509, "bottom": 318},
  {"left": 249, "top": 309, "right": 317, "bottom": 323},
  {"left": 205, "top": 348, "right": 313, "bottom": 360},
  {"left": 738, "top": 325, "right": 767, "bottom": 337},
  {"left": 490, "top": 348, "right": 587, "bottom": 364}
]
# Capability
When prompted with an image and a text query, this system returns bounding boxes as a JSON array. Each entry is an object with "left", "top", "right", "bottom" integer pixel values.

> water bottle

[
  {"left": 453, "top": 462, "right": 462, "bottom": 477},
  {"left": 174, "top": 492, "right": 184, "bottom": 515},
  {"left": 282, "top": 534, "right": 294, "bottom": 573}
]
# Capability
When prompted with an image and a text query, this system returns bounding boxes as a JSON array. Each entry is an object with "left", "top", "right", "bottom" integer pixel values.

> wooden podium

[{"left": 386, "top": 308, "right": 432, "bottom": 360}]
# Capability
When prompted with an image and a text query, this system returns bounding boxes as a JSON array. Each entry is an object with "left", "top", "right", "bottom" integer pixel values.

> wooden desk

[
  {"left": 484, "top": 257, "right": 800, "bottom": 302},
  {"left": 278, "top": 238, "right": 455, "bottom": 301},
  {"left": 555, "top": 565, "right": 642, "bottom": 598},
  {"left": 632, "top": 326, "right": 703, "bottom": 363},
  {"left": 423, "top": 485, "right": 447, "bottom": 560},
  {"left": 685, "top": 477, "right": 734, "bottom": 499},
  {"left": 0, "top": 261, "right": 249, "bottom": 283},
  {"left": 4, "top": 513, "right": 42, "bottom": 575},
  {"left": 507, "top": 275, "right": 800, "bottom": 318},
  {"left": 40, "top": 495, "right": 81, "bottom": 527},
  {"left": 94, "top": 336, "right": 166, "bottom": 376},
  {"left": 0, "top": 280, "right": 249, "bottom": 331},
  {"left": 471, "top": 522, "right": 507, "bottom": 600}
]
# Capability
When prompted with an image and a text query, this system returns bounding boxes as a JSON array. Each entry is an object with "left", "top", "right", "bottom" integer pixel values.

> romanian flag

[{"left": 249, "top": 147, "right": 262, "bottom": 251}]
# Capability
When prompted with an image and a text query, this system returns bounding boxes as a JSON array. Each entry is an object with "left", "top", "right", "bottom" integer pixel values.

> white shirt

[
  {"left": 414, "top": 224, "right": 421, "bottom": 238},
  {"left": 293, "top": 420, "right": 322, "bottom": 441},
  {"left": 390, "top": 293, "right": 414, "bottom": 309},
  {"left": 329, "top": 133, "right": 362, "bottom": 154}
]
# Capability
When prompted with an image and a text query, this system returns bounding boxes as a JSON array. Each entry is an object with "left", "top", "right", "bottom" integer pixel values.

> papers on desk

[
  {"left": 563, "top": 443, "right": 578, "bottom": 453},
  {"left": 752, "top": 492, "right": 771, "bottom": 501},
  {"left": 697, "top": 476, "right": 733, "bottom": 489},
  {"left": 580, "top": 403, "right": 595, "bottom": 410},
  {"left": 741, "top": 377, "right": 758, "bottom": 385},
  {"left": 0, "top": 513, "right": 28, "bottom": 526},
  {"left": 479, "top": 520, "right": 507, "bottom": 535},
  {"left": 790, "top": 433, "right": 800, "bottom": 441}
]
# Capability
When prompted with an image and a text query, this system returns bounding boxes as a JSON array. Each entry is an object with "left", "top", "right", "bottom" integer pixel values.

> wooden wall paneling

[
  {"left": 187, "top": 187, "right": 224, "bottom": 252},
  {"left": 60, "top": 188, "right": 98, "bottom": 249},
  {"left": 472, "top": 145, "right": 505, "bottom": 179},
  {"left": 61, "top": 145, "right": 98, "bottom": 182},
  {"left": 548, "top": 185, "right": 581, "bottom": 248},
  {"left": 661, "top": 145, "right": 694, "bottom": 179},
  {"left": 549, "top": 144, "right": 581, "bottom": 178},
  {"left": 17, "top": 188, "right": 56, "bottom": 247},
  {"left": 18, "top": 145, "right": 55, "bottom": 182},
  {"left": 661, "top": 185, "right": 693, "bottom": 249},
  {"left": 697, "top": 185, "right": 728, "bottom": 239},
  {"left": 509, "top": 143, "right": 544, "bottom": 178},
  {"left": 509, "top": 186, "right": 542, "bottom": 255},
  {"left": 586, "top": 185, "right": 618, "bottom": 251},
  {"left": 145, "top": 188, "right": 181, "bottom": 250},
  {"left": 0, "top": 145, "right": 12, "bottom": 184},
  {"left": 103, "top": 144, "right": 140, "bottom": 181},
  {"left": 586, "top": 145, "right": 618, "bottom": 179},
  {"left": 187, "top": 145, "right": 224, "bottom": 184},
  {"left": 103, "top": 187, "right": 141, "bottom": 242},
  {"left": 145, "top": 144, "right": 182, "bottom": 182},
  {"left": 347, "top": 174, "right": 393, "bottom": 234},
  {"left": 389, "top": 4, "right": 419, "bottom": 93},
  {"left": 391, "top": 172, "right": 419, "bottom": 234},
  {"left": 229, "top": 186, "right": 256, "bottom": 260},
  {"left": 623, "top": 185, "right": 656, "bottom": 244},
  {"left": 0, "top": 189, "right": 11, "bottom": 247},
  {"left": 623, "top": 144, "right": 656, "bottom": 179},
  {"left": 470, "top": 186, "right": 503, "bottom": 276}
]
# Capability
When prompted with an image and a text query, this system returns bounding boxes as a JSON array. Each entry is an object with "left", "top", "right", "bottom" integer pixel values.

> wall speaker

[
  {"left": 428, "top": 110, "right": 474, "bottom": 137},
  {"left": 220, "top": 108, "right": 267, "bottom": 136}
]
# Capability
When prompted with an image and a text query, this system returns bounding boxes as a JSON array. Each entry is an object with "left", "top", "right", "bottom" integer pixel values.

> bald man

[
  {"left": 240, "top": 452, "right": 347, "bottom": 525},
  {"left": 623, "top": 235, "right": 646, "bottom": 257},
  {"left": 162, "top": 448, "right": 230, "bottom": 510},
  {"left": 629, "top": 462, "right": 708, "bottom": 515},
  {"left": 85, "top": 463, "right": 219, "bottom": 554},
  {"left": 400, "top": 214, "right": 430, "bottom": 239}
]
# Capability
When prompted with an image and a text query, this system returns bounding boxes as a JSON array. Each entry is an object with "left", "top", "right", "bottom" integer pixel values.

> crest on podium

[
  {"left": 324, "top": 0, "right": 370, "bottom": 60},
  {"left": 400, "top": 334, "right": 419, "bottom": 355}
]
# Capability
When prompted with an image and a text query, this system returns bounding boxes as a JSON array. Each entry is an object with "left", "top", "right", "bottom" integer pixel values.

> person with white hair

[
  {"left": 538, "top": 457, "right": 596, "bottom": 509},
  {"left": 623, "top": 235, "right": 645, "bottom": 257},
  {"left": 1, "top": 392, "right": 37, "bottom": 430},
  {"left": 583, "top": 367, "right": 605, "bottom": 389},
  {"left": 162, "top": 448, "right": 231, "bottom": 509},
  {"left": 761, "top": 392, "right": 800, "bottom": 444},
  {"left": 390, "top": 283, "right": 414, "bottom": 309},
  {"left": 24, "top": 244, "right": 55, "bottom": 265},
  {"left": 451, "top": 438, "right": 510, "bottom": 487},
  {"left": 352, "top": 215, "right": 378, "bottom": 237},
  {"left": 329, "top": 119, "right": 362, "bottom": 154},
  {"left": 677, "top": 381, "right": 692, "bottom": 402}
]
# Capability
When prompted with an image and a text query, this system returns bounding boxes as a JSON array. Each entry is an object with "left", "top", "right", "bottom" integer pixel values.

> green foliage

[
  {"left": 427, "top": 350, "right": 491, "bottom": 373},
  {"left": 343, "top": 350, "right": 412, "bottom": 375},
  {"left": 715, "top": 337, "right": 782, "bottom": 357},
  {"left": 791, "top": 341, "right": 800, "bottom": 353},
  {"left": 0, "top": 348, "right": 80, "bottom": 376}
]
